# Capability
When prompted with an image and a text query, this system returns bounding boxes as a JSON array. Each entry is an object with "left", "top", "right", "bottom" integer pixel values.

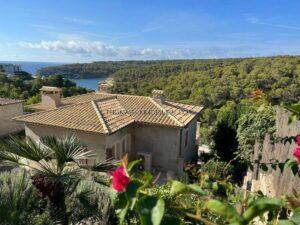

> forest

[{"left": 36, "top": 60, "right": 184, "bottom": 79}]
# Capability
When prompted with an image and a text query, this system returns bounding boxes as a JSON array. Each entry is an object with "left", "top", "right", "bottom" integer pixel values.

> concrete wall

[
  {"left": 25, "top": 123, "right": 132, "bottom": 164},
  {"left": 243, "top": 107, "right": 300, "bottom": 197},
  {"left": 133, "top": 124, "right": 180, "bottom": 172},
  {"left": 24, "top": 118, "right": 199, "bottom": 173},
  {"left": 181, "top": 117, "right": 197, "bottom": 161},
  {"left": 25, "top": 124, "right": 106, "bottom": 164},
  {"left": 0, "top": 103, "right": 24, "bottom": 137}
]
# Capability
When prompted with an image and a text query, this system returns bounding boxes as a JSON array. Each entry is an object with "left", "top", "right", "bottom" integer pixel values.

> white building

[{"left": 0, "top": 64, "right": 22, "bottom": 76}]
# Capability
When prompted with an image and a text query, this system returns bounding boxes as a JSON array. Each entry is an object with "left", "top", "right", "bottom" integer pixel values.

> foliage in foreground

[
  {"left": 0, "top": 135, "right": 115, "bottom": 225},
  {"left": 0, "top": 103, "right": 299, "bottom": 225},
  {"left": 109, "top": 158, "right": 299, "bottom": 225}
]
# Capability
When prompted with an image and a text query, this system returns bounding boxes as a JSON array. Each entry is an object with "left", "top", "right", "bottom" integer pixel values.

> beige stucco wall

[
  {"left": 181, "top": 117, "right": 197, "bottom": 161},
  {"left": 25, "top": 123, "right": 132, "bottom": 164},
  {"left": 0, "top": 103, "right": 24, "bottom": 137},
  {"left": 24, "top": 118, "right": 199, "bottom": 173},
  {"left": 25, "top": 124, "right": 106, "bottom": 164},
  {"left": 133, "top": 124, "right": 180, "bottom": 172}
]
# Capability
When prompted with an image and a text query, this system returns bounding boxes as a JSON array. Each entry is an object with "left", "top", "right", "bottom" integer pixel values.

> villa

[{"left": 15, "top": 83, "right": 202, "bottom": 174}]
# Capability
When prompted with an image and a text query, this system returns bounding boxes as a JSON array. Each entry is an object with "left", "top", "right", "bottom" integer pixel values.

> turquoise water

[{"left": 72, "top": 78, "right": 107, "bottom": 90}]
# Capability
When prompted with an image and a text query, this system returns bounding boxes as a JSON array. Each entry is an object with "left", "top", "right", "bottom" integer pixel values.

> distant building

[
  {"left": 15, "top": 84, "right": 203, "bottom": 174},
  {"left": 0, "top": 63, "right": 22, "bottom": 76},
  {"left": 0, "top": 98, "right": 24, "bottom": 137}
]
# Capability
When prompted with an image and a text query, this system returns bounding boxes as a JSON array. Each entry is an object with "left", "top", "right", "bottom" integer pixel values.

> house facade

[
  {"left": 0, "top": 98, "right": 24, "bottom": 137},
  {"left": 16, "top": 84, "right": 202, "bottom": 174}
]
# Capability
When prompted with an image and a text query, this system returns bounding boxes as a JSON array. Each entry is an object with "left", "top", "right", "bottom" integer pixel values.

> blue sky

[{"left": 1, "top": 0, "right": 300, "bottom": 62}]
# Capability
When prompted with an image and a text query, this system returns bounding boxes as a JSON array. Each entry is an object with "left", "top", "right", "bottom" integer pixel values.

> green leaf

[
  {"left": 290, "top": 211, "right": 300, "bottom": 224},
  {"left": 115, "top": 192, "right": 130, "bottom": 224},
  {"left": 127, "top": 159, "right": 142, "bottom": 174},
  {"left": 205, "top": 199, "right": 242, "bottom": 224},
  {"left": 125, "top": 180, "right": 143, "bottom": 209},
  {"left": 271, "top": 163, "right": 277, "bottom": 170},
  {"left": 136, "top": 196, "right": 165, "bottom": 225},
  {"left": 284, "top": 159, "right": 297, "bottom": 170},
  {"left": 170, "top": 181, "right": 206, "bottom": 196},
  {"left": 278, "top": 163, "right": 285, "bottom": 173},
  {"left": 212, "top": 182, "right": 219, "bottom": 191},
  {"left": 291, "top": 164, "right": 299, "bottom": 176},
  {"left": 278, "top": 220, "right": 296, "bottom": 225},
  {"left": 260, "top": 163, "right": 268, "bottom": 172},
  {"left": 243, "top": 198, "right": 283, "bottom": 222}
]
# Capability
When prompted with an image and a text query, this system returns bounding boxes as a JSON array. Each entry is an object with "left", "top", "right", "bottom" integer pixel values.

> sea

[{"left": 0, "top": 61, "right": 105, "bottom": 90}]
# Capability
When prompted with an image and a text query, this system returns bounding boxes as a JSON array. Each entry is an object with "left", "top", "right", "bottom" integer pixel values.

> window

[
  {"left": 184, "top": 130, "right": 189, "bottom": 147},
  {"left": 106, "top": 145, "right": 115, "bottom": 160}
]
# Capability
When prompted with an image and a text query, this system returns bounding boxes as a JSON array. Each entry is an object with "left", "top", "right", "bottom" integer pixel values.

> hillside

[{"left": 36, "top": 60, "right": 189, "bottom": 79}]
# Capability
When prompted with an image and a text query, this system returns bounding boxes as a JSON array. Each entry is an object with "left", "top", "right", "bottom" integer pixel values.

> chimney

[
  {"left": 40, "top": 86, "right": 61, "bottom": 108},
  {"left": 98, "top": 82, "right": 112, "bottom": 93},
  {"left": 152, "top": 89, "right": 165, "bottom": 103}
]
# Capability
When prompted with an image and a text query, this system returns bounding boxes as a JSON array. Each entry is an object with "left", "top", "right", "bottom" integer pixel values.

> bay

[
  {"left": 0, "top": 61, "right": 106, "bottom": 91},
  {"left": 72, "top": 78, "right": 106, "bottom": 91}
]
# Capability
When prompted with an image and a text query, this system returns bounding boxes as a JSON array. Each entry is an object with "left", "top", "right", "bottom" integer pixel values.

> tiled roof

[
  {"left": 0, "top": 97, "right": 23, "bottom": 106},
  {"left": 15, "top": 92, "right": 202, "bottom": 134}
]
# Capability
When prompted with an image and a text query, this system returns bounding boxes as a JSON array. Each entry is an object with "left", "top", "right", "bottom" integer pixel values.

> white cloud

[
  {"left": 18, "top": 40, "right": 192, "bottom": 59},
  {"left": 16, "top": 39, "right": 300, "bottom": 62}
]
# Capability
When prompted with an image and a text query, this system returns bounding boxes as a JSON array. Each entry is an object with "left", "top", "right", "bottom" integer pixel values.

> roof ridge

[
  {"left": 148, "top": 97, "right": 184, "bottom": 127},
  {"left": 164, "top": 101, "right": 203, "bottom": 114},
  {"left": 93, "top": 95, "right": 117, "bottom": 103},
  {"left": 91, "top": 100, "right": 110, "bottom": 134}
]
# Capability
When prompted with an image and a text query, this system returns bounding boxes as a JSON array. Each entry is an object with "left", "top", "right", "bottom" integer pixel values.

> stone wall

[
  {"left": 0, "top": 103, "right": 24, "bottom": 137},
  {"left": 243, "top": 107, "right": 300, "bottom": 197}
]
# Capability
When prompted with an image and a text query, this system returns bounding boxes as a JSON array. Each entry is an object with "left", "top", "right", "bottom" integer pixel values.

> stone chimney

[
  {"left": 40, "top": 86, "right": 61, "bottom": 108},
  {"left": 152, "top": 89, "right": 165, "bottom": 103},
  {"left": 98, "top": 82, "right": 113, "bottom": 93}
]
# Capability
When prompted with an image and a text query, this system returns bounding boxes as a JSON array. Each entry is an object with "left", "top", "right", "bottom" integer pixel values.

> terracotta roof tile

[
  {"left": 0, "top": 97, "right": 23, "bottom": 106},
  {"left": 16, "top": 91, "right": 203, "bottom": 134}
]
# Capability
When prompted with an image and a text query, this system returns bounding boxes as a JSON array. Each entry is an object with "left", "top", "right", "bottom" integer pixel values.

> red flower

[
  {"left": 295, "top": 135, "right": 300, "bottom": 146},
  {"left": 109, "top": 166, "right": 131, "bottom": 192},
  {"left": 293, "top": 146, "right": 300, "bottom": 163}
]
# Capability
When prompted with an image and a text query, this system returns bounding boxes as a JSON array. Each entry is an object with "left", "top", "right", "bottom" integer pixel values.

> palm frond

[
  {"left": 89, "top": 158, "right": 118, "bottom": 172},
  {"left": 0, "top": 136, "right": 49, "bottom": 162},
  {"left": 42, "top": 135, "right": 95, "bottom": 169}
]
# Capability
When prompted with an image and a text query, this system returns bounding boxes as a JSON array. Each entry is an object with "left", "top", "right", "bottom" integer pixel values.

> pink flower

[
  {"left": 109, "top": 166, "right": 131, "bottom": 192},
  {"left": 293, "top": 147, "right": 300, "bottom": 163},
  {"left": 295, "top": 135, "right": 300, "bottom": 146}
]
